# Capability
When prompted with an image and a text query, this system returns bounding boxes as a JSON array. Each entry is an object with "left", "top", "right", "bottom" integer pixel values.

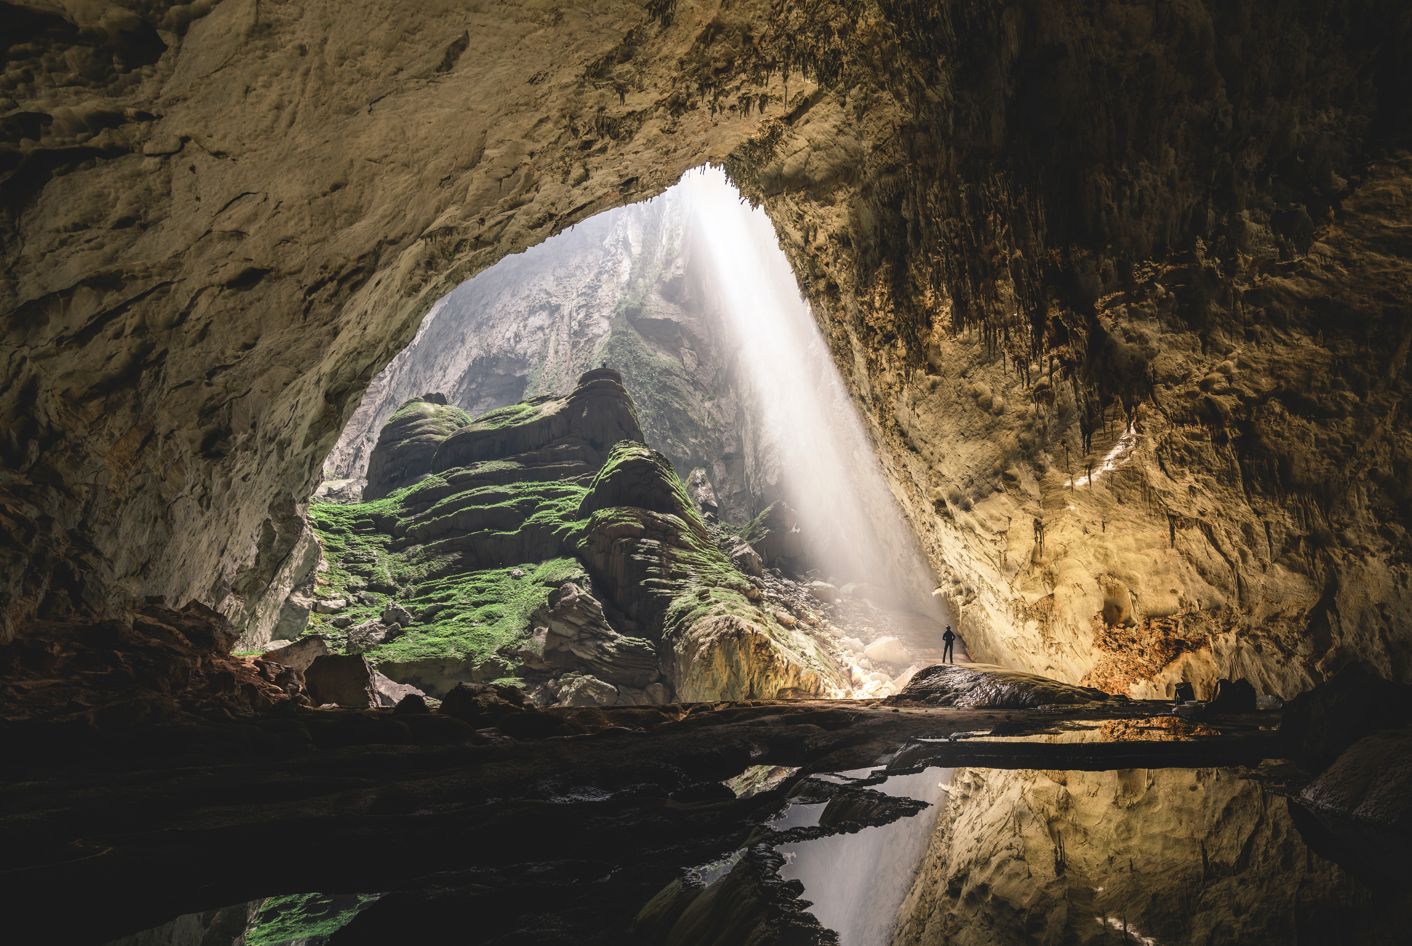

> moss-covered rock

[
  {"left": 363, "top": 396, "right": 473, "bottom": 500},
  {"left": 307, "top": 371, "right": 849, "bottom": 701},
  {"left": 432, "top": 370, "right": 644, "bottom": 472}
]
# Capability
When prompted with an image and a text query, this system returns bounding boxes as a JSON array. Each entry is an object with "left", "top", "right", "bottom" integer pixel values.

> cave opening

[
  {"left": 268, "top": 165, "right": 954, "bottom": 711},
  {"left": 6, "top": 3, "right": 1412, "bottom": 944}
]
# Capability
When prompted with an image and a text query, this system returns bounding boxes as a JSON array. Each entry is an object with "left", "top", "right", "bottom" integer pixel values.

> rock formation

[
  {"left": 301, "top": 368, "right": 849, "bottom": 701},
  {"left": 2, "top": 1, "right": 1411, "bottom": 713},
  {"left": 889, "top": 663, "right": 1112, "bottom": 709}
]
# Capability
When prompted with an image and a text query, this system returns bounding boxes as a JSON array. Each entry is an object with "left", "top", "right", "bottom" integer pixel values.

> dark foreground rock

[
  {"left": 0, "top": 604, "right": 294, "bottom": 724},
  {"left": 0, "top": 694, "right": 1281, "bottom": 945},
  {"left": 1280, "top": 664, "right": 1412, "bottom": 770},
  {"left": 304, "top": 654, "right": 378, "bottom": 708},
  {"left": 1293, "top": 729, "right": 1412, "bottom": 884},
  {"left": 888, "top": 663, "right": 1112, "bottom": 709}
]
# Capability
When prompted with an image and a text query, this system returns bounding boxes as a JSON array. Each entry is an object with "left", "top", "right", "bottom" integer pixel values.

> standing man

[{"left": 942, "top": 625, "right": 956, "bottom": 664}]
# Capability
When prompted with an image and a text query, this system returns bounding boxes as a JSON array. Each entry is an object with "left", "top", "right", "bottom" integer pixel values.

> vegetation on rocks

[
  {"left": 245, "top": 892, "right": 380, "bottom": 946},
  {"left": 303, "top": 371, "right": 845, "bottom": 702}
]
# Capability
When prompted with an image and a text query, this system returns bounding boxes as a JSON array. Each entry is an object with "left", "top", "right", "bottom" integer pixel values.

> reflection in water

[
  {"left": 890, "top": 767, "right": 1398, "bottom": 946},
  {"left": 111, "top": 768, "right": 1409, "bottom": 945},
  {"left": 106, "top": 891, "right": 379, "bottom": 946},
  {"left": 779, "top": 769, "right": 952, "bottom": 946},
  {"left": 712, "top": 765, "right": 1407, "bottom": 946}
]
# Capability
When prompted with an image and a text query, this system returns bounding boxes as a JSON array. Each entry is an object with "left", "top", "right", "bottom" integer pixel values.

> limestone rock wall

[
  {"left": 729, "top": 1, "right": 1412, "bottom": 696},
  {"left": 0, "top": 0, "right": 791, "bottom": 641},
  {"left": 4, "top": 1, "right": 1411, "bottom": 700}
]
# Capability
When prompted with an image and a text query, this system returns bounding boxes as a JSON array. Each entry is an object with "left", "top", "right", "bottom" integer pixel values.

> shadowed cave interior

[{"left": 3, "top": 2, "right": 1412, "bottom": 944}]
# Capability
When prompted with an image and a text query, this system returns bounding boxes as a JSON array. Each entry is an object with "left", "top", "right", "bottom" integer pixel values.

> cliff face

[
  {"left": 731, "top": 5, "right": 1412, "bottom": 697},
  {"left": 3, "top": 1, "right": 1410, "bottom": 698},
  {"left": 322, "top": 187, "right": 775, "bottom": 523}
]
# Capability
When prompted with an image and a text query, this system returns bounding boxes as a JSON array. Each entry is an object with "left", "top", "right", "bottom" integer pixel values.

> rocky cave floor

[{"left": 4, "top": 646, "right": 1411, "bottom": 945}]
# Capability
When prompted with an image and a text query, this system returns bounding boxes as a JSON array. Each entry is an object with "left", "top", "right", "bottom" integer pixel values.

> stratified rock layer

[
  {"left": 324, "top": 189, "right": 778, "bottom": 523},
  {"left": 363, "top": 396, "right": 471, "bottom": 501}
]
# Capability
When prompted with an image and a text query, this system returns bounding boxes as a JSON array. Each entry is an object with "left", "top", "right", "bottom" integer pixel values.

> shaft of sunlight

[{"left": 679, "top": 166, "right": 942, "bottom": 617}]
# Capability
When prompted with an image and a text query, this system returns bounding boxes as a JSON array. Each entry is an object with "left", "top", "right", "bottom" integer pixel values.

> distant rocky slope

[
  {"left": 322, "top": 191, "right": 776, "bottom": 523},
  {"left": 296, "top": 369, "right": 850, "bottom": 704}
]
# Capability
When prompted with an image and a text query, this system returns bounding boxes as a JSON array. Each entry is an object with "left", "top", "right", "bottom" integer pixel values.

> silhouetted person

[{"left": 942, "top": 626, "right": 956, "bottom": 664}]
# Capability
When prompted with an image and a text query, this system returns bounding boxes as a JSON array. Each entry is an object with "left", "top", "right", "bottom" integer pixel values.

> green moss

[
  {"left": 414, "top": 479, "right": 590, "bottom": 543},
  {"left": 246, "top": 892, "right": 379, "bottom": 946},
  {"left": 307, "top": 384, "right": 780, "bottom": 687},
  {"left": 467, "top": 398, "right": 550, "bottom": 430},
  {"left": 388, "top": 398, "right": 472, "bottom": 429},
  {"left": 366, "top": 558, "right": 585, "bottom": 666}
]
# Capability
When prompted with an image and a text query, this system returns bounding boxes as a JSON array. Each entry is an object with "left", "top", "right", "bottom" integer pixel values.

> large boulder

[
  {"left": 685, "top": 467, "right": 720, "bottom": 517},
  {"left": 371, "top": 670, "right": 426, "bottom": 708},
  {"left": 347, "top": 619, "right": 402, "bottom": 654},
  {"left": 304, "top": 655, "right": 377, "bottom": 708},
  {"left": 555, "top": 672, "right": 620, "bottom": 707},
  {"left": 1209, "top": 678, "right": 1258, "bottom": 713},
  {"left": 1280, "top": 664, "right": 1412, "bottom": 770},
  {"left": 260, "top": 635, "right": 330, "bottom": 674},
  {"left": 1293, "top": 729, "right": 1412, "bottom": 883},
  {"left": 888, "top": 663, "right": 1111, "bottom": 709},
  {"left": 381, "top": 602, "right": 414, "bottom": 626},
  {"left": 729, "top": 541, "right": 764, "bottom": 578}
]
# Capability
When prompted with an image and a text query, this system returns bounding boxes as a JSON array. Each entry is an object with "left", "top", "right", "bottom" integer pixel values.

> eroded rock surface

[
  {"left": 2, "top": 1, "right": 1411, "bottom": 707},
  {"left": 889, "top": 663, "right": 1111, "bottom": 709},
  {"left": 1295, "top": 729, "right": 1412, "bottom": 884},
  {"left": 892, "top": 766, "right": 1392, "bottom": 946}
]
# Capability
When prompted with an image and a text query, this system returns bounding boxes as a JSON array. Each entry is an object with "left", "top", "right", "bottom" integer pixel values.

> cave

[{"left": 4, "top": 2, "right": 1412, "bottom": 944}]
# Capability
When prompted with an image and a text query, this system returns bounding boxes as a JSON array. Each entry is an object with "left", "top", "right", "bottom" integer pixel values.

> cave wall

[
  {"left": 4, "top": 0, "right": 1411, "bottom": 696},
  {"left": 891, "top": 766, "right": 1386, "bottom": 945},
  {"left": 729, "top": 0, "right": 1412, "bottom": 696},
  {"left": 0, "top": 0, "right": 790, "bottom": 640}
]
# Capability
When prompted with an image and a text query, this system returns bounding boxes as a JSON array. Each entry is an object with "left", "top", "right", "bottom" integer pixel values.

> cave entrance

[{"left": 259, "top": 167, "right": 952, "bottom": 709}]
